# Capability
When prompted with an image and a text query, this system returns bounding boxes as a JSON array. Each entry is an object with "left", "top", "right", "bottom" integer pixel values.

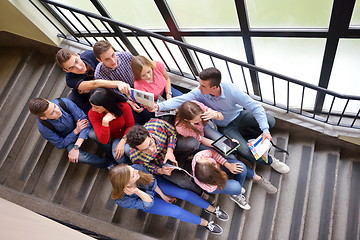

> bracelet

[{"left": 167, "top": 91, "right": 172, "bottom": 96}]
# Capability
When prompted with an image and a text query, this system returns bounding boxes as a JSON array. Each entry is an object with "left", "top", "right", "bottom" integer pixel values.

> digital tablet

[{"left": 211, "top": 135, "right": 240, "bottom": 156}]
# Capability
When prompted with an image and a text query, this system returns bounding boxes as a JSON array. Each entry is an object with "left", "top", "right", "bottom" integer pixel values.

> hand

[
  {"left": 68, "top": 148, "right": 80, "bottom": 163},
  {"left": 124, "top": 184, "right": 139, "bottom": 195},
  {"left": 262, "top": 132, "right": 272, "bottom": 143},
  {"left": 147, "top": 103, "right": 159, "bottom": 113},
  {"left": 117, "top": 82, "right": 130, "bottom": 95},
  {"left": 128, "top": 101, "right": 144, "bottom": 113},
  {"left": 158, "top": 166, "right": 174, "bottom": 176},
  {"left": 231, "top": 139, "right": 239, "bottom": 144},
  {"left": 201, "top": 109, "right": 217, "bottom": 121},
  {"left": 227, "top": 162, "right": 243, "bottom": 174},
  {"left": 114, "top": 140, "right": 125, "bottom": 160},
  {"left": 74, "top": 119, "right": 88, "bottom": 135},
  {"left": 102, "top": 112, "right": 116, "bottom": 125},
  {"left": 164, "top": 150, "right": 178, "bottom": 166},
  {"left": 161, "top": 194, "right": 176, "bottom": 203}
]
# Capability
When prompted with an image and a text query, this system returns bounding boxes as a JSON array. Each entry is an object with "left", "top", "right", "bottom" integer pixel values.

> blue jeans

[
  {"left": 65, "top": 144, "right": 112, "bottom": 168},
  {"left": 209, "top": 158, "right": 247, "bottom": 195},
  {"left": 219, "top": 110, "right": 276, "bottom": 165},
  {"left": 143, "top": 176, "right": 210, "bottom": 225}
]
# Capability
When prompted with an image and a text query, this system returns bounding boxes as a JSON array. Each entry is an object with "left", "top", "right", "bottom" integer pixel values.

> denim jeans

[
  {"left": 88, "top": 129, "right": 131, "bottom": 164},
  {"left": 209, "top": 158, "right": 247, "bottom": 195},
  {"left": 65, "top": 144, "right": 112, "bottom": 168},
  {"left": 218, "top": 110, "right": 276, "bottom": 165},
  {"left": 143, "top": 176, "right": 210, "bottom": 225}
]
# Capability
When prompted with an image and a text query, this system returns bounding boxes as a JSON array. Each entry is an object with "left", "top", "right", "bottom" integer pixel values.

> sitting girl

[
  {"left": 109, "top": 164, "right": 228, "bottom": 234},
  {"left": 176, "top": 101, "right": 277, "bottom": 195},
  {"left": 131, "top": 55, "right": 183, "bottom": 101},
  {"left": 88, "top": 88, "right": 135, "bottom": 164}
]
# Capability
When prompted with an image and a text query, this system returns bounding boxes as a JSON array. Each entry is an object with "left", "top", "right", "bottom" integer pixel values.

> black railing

[{"left": 30, "top": 0, "right": 360, "bottom": 129}]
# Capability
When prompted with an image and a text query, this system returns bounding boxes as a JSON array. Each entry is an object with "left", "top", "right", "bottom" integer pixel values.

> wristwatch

[
  {"left": 167, "top": 91, "right": 172, "bottom": 96},
  {"left": 73, "top": 145, "right": 80, "bottom": 150}
]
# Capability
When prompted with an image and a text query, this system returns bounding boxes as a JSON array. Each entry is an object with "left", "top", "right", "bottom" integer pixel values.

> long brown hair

[
  {"left": 194, "top": 161, "right": 227, "bottom": 189},
  {"left": 175, "top": 101, "right": 207, "bottom": 136},
  {"left": 109, "top": 164, "right": 154, "bottom": 199}
]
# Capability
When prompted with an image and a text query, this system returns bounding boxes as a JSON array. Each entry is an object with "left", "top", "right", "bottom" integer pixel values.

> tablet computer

[{"left": 211, "top": 135, "right": 240, "bottom": 156}]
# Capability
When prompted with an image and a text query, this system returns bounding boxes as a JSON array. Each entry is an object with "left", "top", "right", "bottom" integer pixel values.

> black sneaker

[
  {"left": 204, "top": 221, "right": 223, "bottom": 234},
  {"left": 205, "top": 206, "right": 229, "bottom": 221}
]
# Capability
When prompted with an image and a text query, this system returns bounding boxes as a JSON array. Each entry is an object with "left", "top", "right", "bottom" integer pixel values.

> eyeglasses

[{"left": 141, "top": 137, "right": 156, "bottom": 153}]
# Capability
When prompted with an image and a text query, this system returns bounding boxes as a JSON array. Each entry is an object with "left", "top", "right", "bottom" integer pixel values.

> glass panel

[
  {"left": 246, "top": 0, "right": 332, "bottom": 28},
  {"left": 328, "top": 39, "right": 360, "bottom": 112},
  {"left": 350, "top": 0, "right": 360, "bottom": 27},
  {"left": 54, "top": 0, "right": 101, "bottom": 14},
  {"left": 252, "top": 37, "right": 325, "bottom": 85},
  {"left": 167, "top": 0, "right": 239, "bottom": 29},
  {"left": 101, "top": 0, "right": 168, "bottom": 30}
]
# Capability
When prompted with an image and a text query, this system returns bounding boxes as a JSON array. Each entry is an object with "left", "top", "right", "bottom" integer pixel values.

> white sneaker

[
  {"left": 270, "top": 155, "right": 290, "bottom": 174},
  {"left": 229, "top": 194, "right": 251, "bottom": 210},
  {"left": 241, "top": 187, "right": 246, "bottom": 194}
]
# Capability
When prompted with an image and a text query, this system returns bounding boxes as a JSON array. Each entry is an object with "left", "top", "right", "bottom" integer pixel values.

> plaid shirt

[
  {"left": 129, "top": 119, "right": 177, "bottom": 174},
  {"left": 94, "top": 51, "right": 134, "bottom": 87}
]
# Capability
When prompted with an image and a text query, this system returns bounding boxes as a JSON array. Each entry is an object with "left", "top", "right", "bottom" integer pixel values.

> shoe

[
  {"left": 204, "top": 221, "right": 223, "bottom": 234},
  {"left": 205, "top": 206, "right": 229, "bottom": 221},
  {"left": 270, "top": 155, "right": 290, "bottom": 174},
  {"left": 230, "top": 194, "right": 251, "bottom": 210},
  {"left": 256, "top": 176, "right": 277, "bottom": 194},
  {"left": 241, "top": 187, "right": 246, "bottom": 194},
  {"left": 201, "top": 192, "right": 216, "bottom": 205},
  {"left": 107, "top": 162, "right": 117, "bottom": 170}
]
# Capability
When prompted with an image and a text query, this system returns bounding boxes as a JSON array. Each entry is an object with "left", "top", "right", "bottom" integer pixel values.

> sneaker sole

[{"left": 229, "top": 196, "right": 251, "bottom": 210}]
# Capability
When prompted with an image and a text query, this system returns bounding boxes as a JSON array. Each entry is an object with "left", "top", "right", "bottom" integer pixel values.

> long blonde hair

[
  {"left": 109, "top": 164, "right": 154, "bottom": 199},
  {"left": 131, "top": 55, "right": 156, "bottom": 80}
]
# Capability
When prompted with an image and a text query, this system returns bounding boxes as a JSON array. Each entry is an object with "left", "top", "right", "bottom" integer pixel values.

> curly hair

[{"left": 126, "top": 125, "right": 150, "bottom": 148}]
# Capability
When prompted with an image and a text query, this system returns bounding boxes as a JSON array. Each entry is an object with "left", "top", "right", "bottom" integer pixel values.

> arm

[
  {"left": 78, "top": 80, "right": 130, "bottom": 95},
  {"left": 88, "top": 110, "right": 111, "bottom": 144},
  {"left": 68, "top": 137, "right": 85, "bottom": 163},
  {"left": 156, "top": 88, "right": 201, "bottom": 111},
  {"left": 162, "top": 68, "right": 172, "bottom": 100},
  {"left": 62, "top": 98, "right": 91, "bottom": 139}
]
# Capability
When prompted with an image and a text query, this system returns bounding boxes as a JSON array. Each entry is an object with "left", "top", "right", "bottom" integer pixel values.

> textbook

[
  {"left": 247, "top": 135, "right": 271, "bottom": 163},
  {"left": 127, "top": 88, "right": 155, "bottom": 109},
  {"left": 211, "top": 135, "right": 240, "bottom": 156}
]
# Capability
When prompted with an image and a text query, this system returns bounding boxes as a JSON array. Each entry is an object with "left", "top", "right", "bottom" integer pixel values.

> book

[
  {"left": 155, "top": 95, "right": 176, "bottom": 117},
  {"left": 247, "top": 135, "right": 271, "bottom": 163},
  {"left": 127, "top": 88, "right": 155, "bottom": 109},
  {"left": 211, "top": 135, "right": 240, "bottom": 156}
]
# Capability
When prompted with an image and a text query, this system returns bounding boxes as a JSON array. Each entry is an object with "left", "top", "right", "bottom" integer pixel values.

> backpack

[{"left": 39, "top": 98, "right": 71, "bottom": 132}]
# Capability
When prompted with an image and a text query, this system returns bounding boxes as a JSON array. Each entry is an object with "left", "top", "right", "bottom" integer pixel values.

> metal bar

[
  {"left": 337, "top": 99, "right": 350, "bottom": 125},
  {"left": 326, "top": 96, "right": 336, "bottom": 123},
  {"left": 70, "top": 11, "right": 98, "bottom": 43},
  {"left": 287, "top": 81, "right": 290, "bottom": 113},
  {"left": 162, "top": 41, "right": 184, "bottom": 75},
  {"left": 350, "top": 108, "right": 360, "bottom": 127},
  {"left": 154, "top": 0, "right": 199, "bottom": 76},
  {"left": 225, "top": 61, "right": 234, "bottom": 83},
  {"left": 99, "top": 21, "right": 126, "bottom": 51},
  {"left": 132, "top": 31, "right": 153, "bottom": 60},
  {"left": 84, "top": 16, "right": 106, "bottom": 41},
  {"left": 241, "top": 66, "right": 249, "bottom": 95},
  {"left": 147, "top": 37, "right": 170, "bottom": 71},
  {"left": 272, "top": 76, "right": 276, "bottom": 106},
  {"left": 300, "top": 86, "right": 305, "bottom": 114},
  {"left": 90, "top": 0, "right": 138, "bottom": 55},
  {"left": 29, "top": 0, "right": 67, "bottom": 38},
  {"left": 210, "top": 56, "right": 215, "bottom": 67},
  {"left": 55, "top": 6, "right": 92, "bottom": 45},
  {"left": 194, "top": 51, "right": 204, "bottom": 71}
]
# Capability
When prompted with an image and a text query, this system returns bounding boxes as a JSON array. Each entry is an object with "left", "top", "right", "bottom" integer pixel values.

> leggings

[{"left": 143, "top": 176, "right": 210, "bottom": 225}]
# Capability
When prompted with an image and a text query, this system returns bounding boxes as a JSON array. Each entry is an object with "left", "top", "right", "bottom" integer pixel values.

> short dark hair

[
  {"left": 55, "top": 49, "right": 77, "bottom": 68},
  {"left": 28, "top": 98, "right": 49, "bottom": 117},
  {"left": 89, "top": 88, "right": 127, "bottom": 117},
  {"left": 126, "top": 125, "right": 150, "bottom": 148},
  {"left": 199, "top": 67, "right": 222, "bottom": 87},
  {"left": 93, "top": 40, "right": 114, "bottom": 59}
]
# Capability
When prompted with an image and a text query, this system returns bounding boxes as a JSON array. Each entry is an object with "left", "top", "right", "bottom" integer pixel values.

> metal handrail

[{"left": 30, "top": 0, "right": 360, "bottom": 129}]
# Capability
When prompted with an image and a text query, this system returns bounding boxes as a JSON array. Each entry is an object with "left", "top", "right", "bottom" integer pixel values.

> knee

[
  {"left": 88, "top": 128, "right": 98, "bottom": 141},
  {"left": 267, "top": 114, "right": 276, "bottom": 128}
]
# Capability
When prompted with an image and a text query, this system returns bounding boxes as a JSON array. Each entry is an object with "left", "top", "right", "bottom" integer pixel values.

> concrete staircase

[{"left": 0, "top": 32, "right": 359, "bottom": 240}]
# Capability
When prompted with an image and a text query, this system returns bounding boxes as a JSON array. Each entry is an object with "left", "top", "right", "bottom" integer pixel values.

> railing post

[
  {"left": 154, "top": 0, "right": 199, "bottom": 77},
  {"left": 234, "top": 0, "right": 260, "bottom": 96},
  {"left": 89, "top": 0, "right": 138, "bottom": 55}
]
